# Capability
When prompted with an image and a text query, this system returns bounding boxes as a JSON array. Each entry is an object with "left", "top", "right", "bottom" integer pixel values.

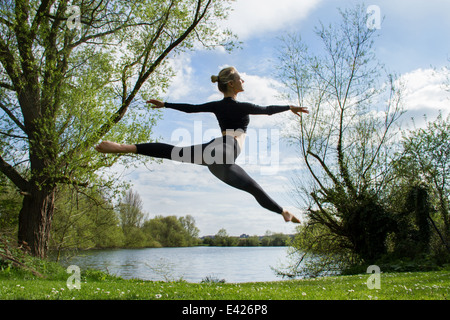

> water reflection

[{"left": 58, "top": 246, "right": 291, "bottom": 283}]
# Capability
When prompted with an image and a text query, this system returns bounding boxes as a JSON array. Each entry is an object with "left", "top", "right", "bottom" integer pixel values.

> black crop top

[{"left": 165, "top": 97, "right": 290, "bottom": 133}]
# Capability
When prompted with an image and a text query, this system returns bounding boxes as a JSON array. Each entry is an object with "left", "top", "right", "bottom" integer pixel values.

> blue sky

[{"left": 118, "top": 0, "right": 450, "bottom": 237}]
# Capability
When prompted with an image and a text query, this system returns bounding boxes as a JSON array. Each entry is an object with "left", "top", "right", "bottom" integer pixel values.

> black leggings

[{"left": 135, "top": 136, "right": 283, "bottom": 214}]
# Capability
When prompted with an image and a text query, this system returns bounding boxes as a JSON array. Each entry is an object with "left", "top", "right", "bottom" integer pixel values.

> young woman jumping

[{"left": 95, "top": 67, "right": 309, "bottom": 224}]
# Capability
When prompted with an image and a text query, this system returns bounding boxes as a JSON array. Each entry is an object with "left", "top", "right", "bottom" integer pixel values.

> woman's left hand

[
  {"left": 290, "top": 106, "right": 309, "bottom": 117},
  {"left": 147, "top": 99, "right": 165, "bottom": 108}
]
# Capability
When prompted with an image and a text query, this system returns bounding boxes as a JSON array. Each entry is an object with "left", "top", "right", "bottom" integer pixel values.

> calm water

[{"left": 59, "top": 246, "right": 292, "bottom": 283}]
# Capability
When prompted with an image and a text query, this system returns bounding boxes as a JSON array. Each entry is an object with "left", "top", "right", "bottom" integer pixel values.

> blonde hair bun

[{"left": 212, "top": 67, "right": 238, "bottom": 93}]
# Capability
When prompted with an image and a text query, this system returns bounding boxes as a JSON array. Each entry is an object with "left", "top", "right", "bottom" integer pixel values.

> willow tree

[
  {"left": 0, "top": 0, "right": 236, "bottom": 257},
  {"left": 277, "top": 5, "right": 404, "bottom": 264},
  {"left": 396, "top": 114, "right": 450, "bottom": 253}
]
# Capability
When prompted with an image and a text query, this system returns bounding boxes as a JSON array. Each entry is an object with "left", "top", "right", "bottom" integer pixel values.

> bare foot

[
  {"left": 95, "top": 141, "right": 136, "bottom": 154},
  {"left": 282, "top": 210, "right": 301, "bottom": 224}
]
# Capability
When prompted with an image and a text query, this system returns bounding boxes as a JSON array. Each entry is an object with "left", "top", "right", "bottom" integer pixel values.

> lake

[{"left": 59, "top": 246, "right": 294, "bottom": 283}]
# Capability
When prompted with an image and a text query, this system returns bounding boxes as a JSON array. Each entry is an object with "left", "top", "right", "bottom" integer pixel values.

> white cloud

[
  {"left": 165, "top": 55, "right": 195, "bottom": 100},
  {"left": 238, "top": 72, "right": 288, "bottom": 105},
  {"left": 398, "top": 68, "right": 450, "bottom": 127},
  {"left": 401, "top": 68, "right": 448, "bottom": 110},
  {"left": 223, "top": 0, "right": 322, "bottom": 40}
]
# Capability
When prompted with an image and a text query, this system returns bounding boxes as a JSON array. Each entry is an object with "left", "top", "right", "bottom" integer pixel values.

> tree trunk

[{"left": 18, "top": 185, "right": 56, "bottom": 258}]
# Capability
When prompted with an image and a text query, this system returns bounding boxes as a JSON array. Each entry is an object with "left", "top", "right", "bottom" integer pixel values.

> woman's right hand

[{"left": 147, "top": 99, "right": 165, "bottom": 108}]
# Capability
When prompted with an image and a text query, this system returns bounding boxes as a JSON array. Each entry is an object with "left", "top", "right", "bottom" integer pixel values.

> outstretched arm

[
  {"left": 147, "top": 99, "right": 215, "bottom": 113},
  {"left": 245, "top": 103, "right": 309, "bottom": 117},
  {"left": 290, "top": 106, "right": 309, "bottom": 117}
]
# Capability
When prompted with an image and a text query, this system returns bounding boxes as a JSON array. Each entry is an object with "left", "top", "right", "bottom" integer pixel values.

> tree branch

[
  {"left": 0, "top": 81, "right": 15, "bottom": 91},
  {"left": 14, "top": 0, "right": 36, "bottom": 82},
  {"left": 58, "top": 0, "right": 215, "bottom": 167},
  {"left": 137, "top": 1, "right": 175, "bottom": 81},
  {"left": 0, "top": 38, "right": 23, "bottom": 91},
  {"left": 0, "top": 153, "right": 29, "bottom": 192},
  {"left": 307, "top": 150, "right": 341, "bottom": 188},
  {"left": 308, "top": 195, "right": 341, "bottom": 233},
  {"left": 54, "top": 176, "right": 89, "bottom": 188},
  {"left": 0, "top": 101, "right": 26, "bottom": 133},
  {"left": 0, "top": 16, "right": 13, "bottom": 28},
  {"left": 0, "top": 130, "right": 27, "bottom": 139},
  {"left": 29, "top": 0, "right": 54, "bottom": 41},
  {"left": 90, "top": 0, "right": 211, "bottom": 141},
  {"left": 0, "top": 251, "right": 45, "bottom": 278}
]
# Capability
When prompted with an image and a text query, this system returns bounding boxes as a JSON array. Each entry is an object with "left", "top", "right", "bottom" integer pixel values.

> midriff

[{"left": 222, "top": 130, "right": 246, "bottom": 151}]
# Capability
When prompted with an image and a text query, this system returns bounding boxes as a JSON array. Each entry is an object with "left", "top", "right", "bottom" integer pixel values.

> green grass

[{"left": 0, "top": 263, "right": 448, "bottom": 300}]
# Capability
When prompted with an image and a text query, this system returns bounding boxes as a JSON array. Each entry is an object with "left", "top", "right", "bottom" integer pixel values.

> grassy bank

[{"left": 0, "top": 258, "right": 448, "bottom": 300}]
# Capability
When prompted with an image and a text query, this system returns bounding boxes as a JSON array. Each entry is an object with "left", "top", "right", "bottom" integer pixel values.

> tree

[
  {"left": 179, "top": 215, "right": 200, "bottom": 240},
  {"left": 277, "top": 5, "right": 403, "bottom": 263},
  {"left": 390, "top": 183, "right": 432, "bottom": 257},
  {"left": 143, "top": 215, "right": 197, "bottom": 247},
  {"left": 0, "top": 0, "right": 236, "bottom": 257},
  {"left": 0, "top": 174, "right": 21, "bottom": 232},
  {"left": 118, "top": 189, "right": 147, "bottom": 247},
  {"left": 213, "top": 228, "right": 237, "bottom": 246},
  {"left": 394, "top": 113, "right": 450, "bottom": 253},
  {"left": 239, "top": 235, "right": 259, "bottom": 246},
  {"left": 119, "top": 189, "right": 145, "bottom": 231},
  {"left": 214, "top": 228, "right": 228, "bottom": 246},
  {"left": 51, "top": 186, "right": 124, "bottom": 260}
]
